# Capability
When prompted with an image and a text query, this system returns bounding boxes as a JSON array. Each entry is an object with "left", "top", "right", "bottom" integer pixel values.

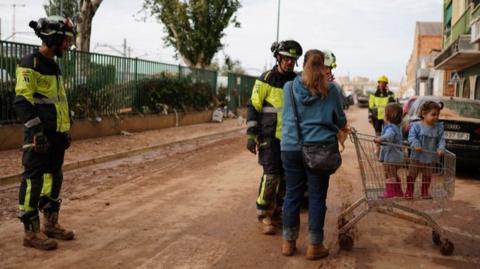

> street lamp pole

[{"left": 276, "top": 0, "right": 281, "bottom": 42}]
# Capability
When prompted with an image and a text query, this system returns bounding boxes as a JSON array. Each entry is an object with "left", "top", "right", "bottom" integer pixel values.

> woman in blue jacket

[{"left": 281, "top": 49, "right": 347, "bottom": 259}]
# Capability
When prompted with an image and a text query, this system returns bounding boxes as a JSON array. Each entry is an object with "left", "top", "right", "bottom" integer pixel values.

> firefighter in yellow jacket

[
  {"left": 369, "top": 75, "right": 396, "bottom": 136},
  {"left": 246, "top": 40, "right": 302, "bottom": 235},
  {"left": 14, "top": 16, "right": 76, "bottom": 250}
]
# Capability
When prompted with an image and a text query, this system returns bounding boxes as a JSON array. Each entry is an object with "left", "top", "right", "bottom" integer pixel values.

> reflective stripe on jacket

[
  {"left": 246, "top": 66, "right": 296, "bottom": 140},
  {"left": 14, "top": 51, "right": 70, "bottom": 133}
]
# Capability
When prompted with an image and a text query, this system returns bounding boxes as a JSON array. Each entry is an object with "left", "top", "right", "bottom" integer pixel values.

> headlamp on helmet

[
  {"left": 29, "top": 16, "right": 76, "bottom": 42},
  {"left": 271, "top": 40, "right": 303, "bottom": 59}
]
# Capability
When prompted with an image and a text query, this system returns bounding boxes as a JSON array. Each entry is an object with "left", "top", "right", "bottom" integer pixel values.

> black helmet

[
  {"left": 271, "top": 40, "right": 303, "bottom": 59},
  {"left": 29, "top": 15, "right": 76, "bottom": 43}
]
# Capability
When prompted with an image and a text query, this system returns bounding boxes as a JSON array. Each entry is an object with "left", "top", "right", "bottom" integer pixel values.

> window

[
  {"left": 476, "top": 77, "right": 480, "bottom": 100},
  {"left": 463, "top": 78, "right": 471, "bottom": 98}
]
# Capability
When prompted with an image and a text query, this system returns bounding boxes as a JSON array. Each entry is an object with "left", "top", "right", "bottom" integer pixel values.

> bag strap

[{"left": 289, "top": 82, "right": 303, "bottom": 144}]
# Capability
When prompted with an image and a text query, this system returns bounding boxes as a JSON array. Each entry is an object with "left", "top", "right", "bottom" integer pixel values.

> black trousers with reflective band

[
  {"left": 256, "top": 137, "right": 285, "bottom": 211},
  {"left": 19, "top": 131, "right": 67, "bottom": 213}
]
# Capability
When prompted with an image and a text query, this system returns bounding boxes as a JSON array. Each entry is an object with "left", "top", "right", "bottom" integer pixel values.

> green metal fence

[
  {"left": 227, "top": 73, "right": 257, "bottom": 113},
  {"left": 0, "top": 40, "right": 218, "bottom": 124}
]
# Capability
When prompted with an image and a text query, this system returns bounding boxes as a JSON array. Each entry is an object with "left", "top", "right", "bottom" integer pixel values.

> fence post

[
  {"left": 134, "top": 57, "right": 139, "bottom": 112},
  {"left": 178, "top": 64, "right": 182, "bottom": 78}
]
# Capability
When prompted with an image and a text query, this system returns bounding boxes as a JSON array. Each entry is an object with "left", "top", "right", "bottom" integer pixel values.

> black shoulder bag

[{"left": 289, "top": 83, "right": 342, "bottom": 174}]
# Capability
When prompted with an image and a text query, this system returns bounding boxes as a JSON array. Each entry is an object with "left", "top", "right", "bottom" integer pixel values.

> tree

[
  {"left": 44, "top": 0, "right": 79, "bottom": 19},
  {"left": 76, "top": 0, "right": 103, "bottom": 52},
  {"left": 43, "top": 0, "right": 102, "bottom": 52},
  {"left": 223, "top": 55, "right": 244, "bottom": 75},
  {"left": 144, "top": 0, "right": 241, "bottom": 68}
]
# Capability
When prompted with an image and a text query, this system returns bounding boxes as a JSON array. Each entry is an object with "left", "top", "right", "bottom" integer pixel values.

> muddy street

[{"left": 1, "top": 107, "right": 480, "bottom": 269}]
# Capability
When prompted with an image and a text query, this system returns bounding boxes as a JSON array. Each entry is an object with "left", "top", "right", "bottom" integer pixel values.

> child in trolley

[
  {"left": 374, "top": 103, "right": 404, "bottom": 198},
  {"left": 406, "top": 101, "right": 445, "bottom": 199}
]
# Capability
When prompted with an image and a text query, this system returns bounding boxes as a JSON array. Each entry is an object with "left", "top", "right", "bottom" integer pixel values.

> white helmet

[{"left": 322, "top": 49, "right": 337, "bottom": 69}]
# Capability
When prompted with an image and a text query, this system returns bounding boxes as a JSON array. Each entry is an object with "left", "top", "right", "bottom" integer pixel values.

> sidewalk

[{"left": 0, "top": 119, "right": 245, "bottom": 178}]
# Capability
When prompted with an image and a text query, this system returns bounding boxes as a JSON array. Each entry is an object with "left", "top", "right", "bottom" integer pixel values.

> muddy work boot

[
  {"left": 282, "top": 240, "right": 296, "bottom": 256},
  {"left": 256, "top": 209, "right": 266, "bottom": 222},
  {"left": 306, "top": 243, "right": 329, "bottom": 260},
  {"left": 20, "top": 212, "right": 58, "bottom": 250},
  {"left": 262, "top": 217, "right": 276, "bottom": 235},
  {"left": 39, "top": 198, "right": 75, "bottom": 240},
  {"left": 43, "top": 211, "right": 75, "bottom": 240},
  {"left": 271, "top": 208, "right": 283, "bottom": 228}
]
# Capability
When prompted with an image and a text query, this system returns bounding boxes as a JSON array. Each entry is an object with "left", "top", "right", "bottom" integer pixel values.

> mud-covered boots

[
  {"left": 39, "top": 198, "right": 75, "bottom": 240},
  {"left": 421, "top": 175, "right": 432, "bottom": 199},
  {"left": 19, "top": 212, "right": 57, "bottom": 250},
  {"left": 282, "top": 240, "right": 296, "bottom": 256},
  {"left": 43, "top": 211, "right": 75, "bottom": 240},
  {"left": 405, "top": 176, "right": 416, "bottom": 200},
  {"left": 306, "top": 243, "right": 329, "bottom": 260},
  {"left": 262, "top": 216, "right": 276, "bottom": 235}
]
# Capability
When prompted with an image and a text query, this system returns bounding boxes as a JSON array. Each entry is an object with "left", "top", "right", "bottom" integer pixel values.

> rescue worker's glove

[
  {"left": 33, "top": 132, "right": 49, "bottom": 153},
  {"left": 247, "top": 138, "right": 258, "bottom": 155},
  {"left": 64, "top": 133, "right": 71, "bottom": 150}
]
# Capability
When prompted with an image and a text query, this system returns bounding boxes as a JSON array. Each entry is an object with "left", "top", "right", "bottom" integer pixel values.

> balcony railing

[
  {"left": 434, "top": 35, "right": 480, "bottom": 68},
  {"left": 449, "top": 6, "right": 471, "bottom": 46}
]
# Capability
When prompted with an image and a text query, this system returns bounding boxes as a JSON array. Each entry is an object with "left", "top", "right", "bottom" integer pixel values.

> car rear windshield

[{"left": 442, "top": 100, "right": 480, "bottom": 119}]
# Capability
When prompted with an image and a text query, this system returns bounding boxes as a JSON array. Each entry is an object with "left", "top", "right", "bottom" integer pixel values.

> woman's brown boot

[
  {"left": 282, "top": 240, "right": 296, "bottom": 256},
  {"left": 306, "top": 243, "right": 329, "bottom": 260}
]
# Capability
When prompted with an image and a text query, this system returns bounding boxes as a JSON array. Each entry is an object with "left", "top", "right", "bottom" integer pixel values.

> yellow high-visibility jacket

[
  {"left": 368, "top": 89, "right": 395, "bottom": 120},
  {"left": 14, "top": 51, "right": 70, "bottom": 133},
  {"left": 246, "top": 67, "right": 296, "bottom": 140}
]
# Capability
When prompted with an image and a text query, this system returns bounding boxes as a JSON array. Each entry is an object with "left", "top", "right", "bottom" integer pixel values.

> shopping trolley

[{"left": 337, "top": 128, "right": 456, "bottom": 256}]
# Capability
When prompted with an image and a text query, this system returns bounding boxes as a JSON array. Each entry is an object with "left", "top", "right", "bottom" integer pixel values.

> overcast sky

[{"left": 0, "top": 0, "right": 443, "bottom": 82}]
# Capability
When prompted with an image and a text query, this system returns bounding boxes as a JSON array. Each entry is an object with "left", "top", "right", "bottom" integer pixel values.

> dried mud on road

[{"left": 1, "top": 107, "right": 480, "bottom": 269}]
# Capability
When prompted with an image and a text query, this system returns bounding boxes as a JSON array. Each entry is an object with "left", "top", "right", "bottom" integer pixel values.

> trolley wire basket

[{"left": 337, "top": 128, "right": 456, "bottom": 256}]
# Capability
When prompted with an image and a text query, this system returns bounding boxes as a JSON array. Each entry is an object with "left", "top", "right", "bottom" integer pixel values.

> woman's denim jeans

[{"left": 281, "top": 150, "right": 330, "bottom": 244}]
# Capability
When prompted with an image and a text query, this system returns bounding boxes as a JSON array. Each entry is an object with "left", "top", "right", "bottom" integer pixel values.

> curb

[{"left": 0, "top": 127, "right": 245, "bottom": 186}]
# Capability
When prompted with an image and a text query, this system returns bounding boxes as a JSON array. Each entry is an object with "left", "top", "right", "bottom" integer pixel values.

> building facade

[
  {"left": 434, "top": 0, "right": 480, "bottom": 100},
  {"left": 405, "top": 22, "right": 443, "bottom": 96}
]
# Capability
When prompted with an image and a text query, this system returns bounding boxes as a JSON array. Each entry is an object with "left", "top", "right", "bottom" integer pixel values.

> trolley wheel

[
  {"left": 440, "top": 239, "right": 454, "bottom": 256},
  {"left": 339, "top": 234, "right": 354, "bottom": 251},
  {"left": 432, "top": 231, "right": 441, "bottom": 245}
]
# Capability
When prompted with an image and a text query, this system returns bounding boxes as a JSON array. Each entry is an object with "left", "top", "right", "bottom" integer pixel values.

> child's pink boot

[{"left": 381, "top": 180, "right": 397, "bottom": 199}]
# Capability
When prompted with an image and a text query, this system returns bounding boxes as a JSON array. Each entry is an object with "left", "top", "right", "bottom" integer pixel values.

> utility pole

[
  {"left": 123, "top": 38, "right": 127, "bottom": 57},
  {"left": 0, "top": 3, "right": 27, "bottom": 42},
  {"left": 276, "top": 0, "right": 281, "bottom": 42},
  {"left": 60, "top": 0, "right": 64, "bottom": 16},
  {"left": 12, "top": 4, "right": 26, "bottom": 42}
]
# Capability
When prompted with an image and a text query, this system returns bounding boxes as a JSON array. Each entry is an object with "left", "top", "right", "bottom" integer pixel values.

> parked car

[
  {"left": 356, "top": 92, "right": 370, "bottom": 108},
  {"left": 339, "top": 88, "right": 353, "bottom": 110},
  {"left": 402, "top": 96, "right": 480, "bottom": 167}
]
